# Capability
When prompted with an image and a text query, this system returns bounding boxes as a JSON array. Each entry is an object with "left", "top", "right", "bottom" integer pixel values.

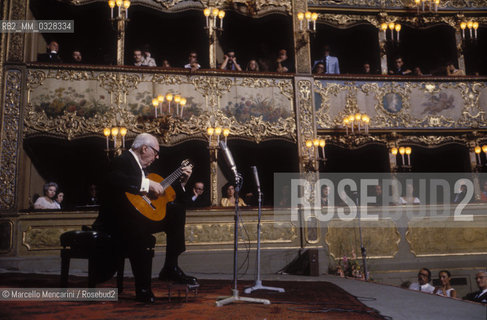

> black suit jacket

[
  {"left": 94, "top": 151, "right": 185, "bottom": 235},
  {"left": 37, "top": 53, "right": 62, "bottom": 63},
  {"left": 464, "top": 290, "right": 487, "bottom": 303},
  {"left": 185, "top": 191, "right": 211, "bottom": 208}
]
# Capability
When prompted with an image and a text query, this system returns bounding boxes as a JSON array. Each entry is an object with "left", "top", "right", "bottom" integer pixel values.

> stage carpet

[{"left": 0, "top": 273, "right": 385, "bottom": 319}]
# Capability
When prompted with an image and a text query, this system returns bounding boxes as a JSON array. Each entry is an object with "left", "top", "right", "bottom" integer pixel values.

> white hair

[{"left": 131, "top": 133, "right": 157, "bottom": 150}]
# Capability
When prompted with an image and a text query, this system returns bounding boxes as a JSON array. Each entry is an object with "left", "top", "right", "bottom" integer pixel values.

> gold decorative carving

[
  {"left": 406, "top": 217, "right": 487, "bottom": 257},
  {"left": 97, "top": 72, "right": 141, "bottom": 108},
  {"left": 314, "top": 80, "right": 338, "bottom": 128},
  {"left": 6, "top": 0, "right": 27, "bottom": 62},
  {"left": 192, "top": 76, "right": 233, "bottom": 110},
  {"left": 309, "top": 0, "right": 487, "bottom": 10},
  {"left": 457, "top": 82, "right": 486, "bottom": 128},
  {"left": 22, "top": 226, "right": 74, "bottom": 251},
  {"left": 152, "top": 73, "right": 187, "bottom": 85},
  {"left": 0, "top": 69, "right": 22, "bottom": 210},
  {"left": 296, "top": 78, "right": 317, "bottom": 171},
  {"left": 317, "top": 13, "right": 380, "bottom": 28},
  {"left": 325, "top": 219, "right": 401, "bottom": 259},
  {"left": 374, "top": 82, "right": 413, "bottom": 128}
]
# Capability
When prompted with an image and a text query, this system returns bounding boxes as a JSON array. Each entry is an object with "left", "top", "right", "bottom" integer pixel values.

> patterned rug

[{"left": 0, "top": 273, "right": 385, "bottom": 319}]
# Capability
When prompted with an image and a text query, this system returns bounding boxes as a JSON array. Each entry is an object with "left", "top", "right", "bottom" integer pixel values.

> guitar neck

[{"left": 160, "top": 167, "right": 184, "bottom": 190}]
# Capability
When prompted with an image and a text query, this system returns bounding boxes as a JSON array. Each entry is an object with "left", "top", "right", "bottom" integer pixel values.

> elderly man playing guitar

[{"left": 93, "top": 133, "right": 197, "bottom": 303}]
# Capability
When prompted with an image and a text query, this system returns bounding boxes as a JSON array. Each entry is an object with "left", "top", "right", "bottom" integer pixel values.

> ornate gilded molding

[
  {"left": 374, "top": 82, "right": 413, "bottom": 128},
  {"left": 317, "top": 13, "right": 380, "bottom": 28},
  {"left": 6, "top": 0, "right": 27, "bottom": 62},
  {"left": 296, "top": 78, "right": 317, "bottom": 171},
  {"left": 23, "top": 68, "right": 296, "bottom": 143},
  {"left": 0, "top": 69, "right": 22, "bottom": 211},
  {"left": 325, "top": 218, "right": 401, "bottom": 259},
  {"left": 309, "top": 0, "right": 487, "bottom": 10},
  {"left": 406, "top": 217, "right": 487, "bottom": 257},
  {"left": 314, "top": 80, "right": 337, "bottom": 128}
]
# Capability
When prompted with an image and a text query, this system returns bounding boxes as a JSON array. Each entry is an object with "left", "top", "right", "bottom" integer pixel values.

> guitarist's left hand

[{"left": 179, "top": 165, "right": 192, "bottom": 188}]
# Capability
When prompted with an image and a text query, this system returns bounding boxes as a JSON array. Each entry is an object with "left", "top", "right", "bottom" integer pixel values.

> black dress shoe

[
  {"left": 159, "top": 266, "right": 198, "bottom": 285},
  {"left": 135, "top": 288, "right": 155, "bottom": 304}
]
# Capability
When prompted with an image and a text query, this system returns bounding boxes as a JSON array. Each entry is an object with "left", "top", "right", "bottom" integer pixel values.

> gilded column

[
  {"left": 5, "top": 0, "right": 27, "bottom": 63},
  {"left": 0, "top": 67, "right": 23, "bottom": 211},
  {"left": 455, "top": 30, "right": 466, "bottom": 74},
  {"left": 292, "top": 0, "right": 312, "bottom": 74},
  {"left": 116, "top": 18, "right": 126, "bottom": 66}
]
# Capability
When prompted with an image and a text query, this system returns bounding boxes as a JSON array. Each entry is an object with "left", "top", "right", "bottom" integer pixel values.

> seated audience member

[
  {"left": 278, "top": 184, "right": 291, "bottom": 207},
  {"left": 312, "top": 45, "right": 340, "bottom": 74},
  {"left": 34, "top": 182, "right": 61, "bottom": 210},
  {"left": 185, "top": 181, "right": 210, "bottom": 208},
  {"left": 86, "top": 183, "right": 98, "bottom": 206},
  {"left": 361, "top": 62, "right": 372, "bottom": 74},
  {"left": 184, "top": 51, "right": 201, "bottom": 71},
  {"left": 389, "top": 56, "right": 412, "bottom": 75},
  {"left": 141, "top": 45, "right": 157, "bottom": 67},
  {"left": 37, "top": 40, "right": 62, "bottom": 63},
  {"left": 446, "top": 61, "right": 465, "bottom": 76},
  {"left": 70, "top": 50, "right": 83, "bottom": 64},
  {"left": 132, "top": 49, "right": 145, "bottom": 66},
  {"left": 399, "top": 183, "right": 420, "bottom": 204},
  {"left": 453, "top": 184, "right": 468, "bottom": 203},
  {"left": 55, "top": 191, "right": 65, "bottom": 209},
  {"left": 464, "top": 271, "right": 487, "bottom": 303},
  {"left": 220, "top": 49, "right": 242, "bottom": 71},
  {"left": 321, "top": 185, "right": 330, "bottom": 206},
  {"left": 220, "top": 183, "right": 247, "bottom": 207},
  {"left": 409, "top": 268, "right": 435, "bottom": 293},
  {"left": 162, "top": 59, "right": 171, "bottom": 68},
  {"left": 245, "top": 59, "right": 260, "bottom": 72},
  {"left": 481, "top": 181, "right": 487, "bottom": 202},
  {"left": 276, "top": 49, "right": 294, "bottom": 73},
  {"left": 313, "top": 62, "right": 325, "bottom": 75},
  {"left": 434, "top": 270, "right": 457, "bottom": 298},
  {"left": 372, "top": 184, "right": 383, "bottom": 206},
  {"left": 412, "top": 66, "right": 423, "bottom": 76}
]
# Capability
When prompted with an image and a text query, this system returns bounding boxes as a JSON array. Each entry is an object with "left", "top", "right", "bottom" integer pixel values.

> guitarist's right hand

[{"left": 149, "top": 180, "right": 164, "bottom": 197}]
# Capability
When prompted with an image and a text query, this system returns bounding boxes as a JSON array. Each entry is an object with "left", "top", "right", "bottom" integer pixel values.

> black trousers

[{"left": 112, "top": 202, "right": 187, "bottom": 291}]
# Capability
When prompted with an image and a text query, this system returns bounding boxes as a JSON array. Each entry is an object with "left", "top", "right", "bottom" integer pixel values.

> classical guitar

[{"left": 125, "top": 159, "right": 192, "bottom": 221}]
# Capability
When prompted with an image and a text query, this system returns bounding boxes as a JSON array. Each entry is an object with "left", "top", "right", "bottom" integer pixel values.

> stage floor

[{"left": 0, "top": 272, "right": 485, "bottom": 320}]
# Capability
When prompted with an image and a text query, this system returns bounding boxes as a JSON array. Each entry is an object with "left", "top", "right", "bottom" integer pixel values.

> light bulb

[
  {"left": 388, "top": 22, "right": 395, "bottom": 30},
  {"left": 108, "top": 1, "right": 116, "bottom": 8},
  {"left": 475, "top": 146, "right": 481, "bottom": 154},
  {"left": 297, "top": 12, "right": 304, "bottom": 21},
  {"left": 174, "top": 95, "right": 181, "bottom": 103},
  {"left": 103, "top": 128, "right": 111, "bottom": 137},
  {"left": 381, "top": 23, "right": 388, "bottom": 31},
  {"left": 391, "top": 147, "right": 398, "bottom": 155},
  {"left": 405, "top": 147, "right": 412, "bottom": 155},
  {"left": 319, "top": 139, "right": 326, "bottom": 148},
  {"left": 311, "top": 13, "right": 318, "bottom": 21},
  {"left": 305, "top": 140, "right": 313, "bottom": 148},
  {"left": 166, "top": 93, "right": 173, "bottom": 102},
  {"left": 395, "top": 24, "right": 401, "bottom": 32},
  {"left": 212, "top": 8, "right": 219, "bottom": 17},
  {"left": 120, "top": 127, "right": 127, "bottom": 137},
  {"left": 123, "top": 0, "right": 130, "bottom": 9},
  {"left": 223, "top": 128, "right": 230, "bottom": 137},
  {"left": 305, "top": 11, "right": 312, "bottom": 20},
  {"left": 152, "top": 98, "right": 159, "bottom": 107},
  {"left": 207, "top": 127, "right": 214, "bottom": 136},
  {"left": 215, "top": 127, "right": 222, "bottom": 135},
  {"left": 399, "top": 146, "right": 405, "bottom": 155},
  {"left": 180, "top": 98, "right": 187, "bottom": 106},
  {"left": 203, "top": 8, "right": 211, "bottom": 17},
  {"left": 218, "top": 10, "right": 225, "bottom": 19},
  {"left": 111, "top": 127, "right": 119, "bottom": 137},
  {"left": 157, "top": 95, "right": 164, "bottom": 103}
]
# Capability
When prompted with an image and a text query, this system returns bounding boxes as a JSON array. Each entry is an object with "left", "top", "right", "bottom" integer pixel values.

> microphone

[
  {"left": 219, "top": 141, "right": 238, "bottom": 179},
  {"left": 251, "top": 166, "right": 261, "bottom": 193}
]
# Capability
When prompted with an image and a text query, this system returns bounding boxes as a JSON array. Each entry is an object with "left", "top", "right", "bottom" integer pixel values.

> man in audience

[
  {"left": 389, "top": 56, "right": 411, "bottom": 75},
  {"left": 37, "top": 40, "right": 62, "bottom": 63},
  {"left": 312, "top": 45, "right": 340, "bottom": 74},
  {"left": 220, "top": 49, "right": 242, "bottom": 71},
  {"left": 361, "top": 62, "right": 372, "bottom": 74},
  {"left": 132, "top": 49, "right": 145, "bottom": 66},
  {"left": 185, "top": 181, "right": 210, "bottom": 208},
  {"left": 464, "top": 271, "right": 487, "bottom": 303},
  {"left": 276, "top": 49, "right": 294, "bottom": 73},
  {"left": 313, "top": 62, "right": 325, "bottom": 74},
  {"left": 184, "top": 51, "right": 201, "bottom": 71},
  {"left": 70, "top": 50, "right": 83, "bottom": 64},
  {"left": 409, "top": 267, "right": 435, "bottom": 293}
]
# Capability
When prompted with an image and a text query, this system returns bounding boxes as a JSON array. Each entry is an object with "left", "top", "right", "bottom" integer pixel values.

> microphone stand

[
  {"left": 216, "top": 174, "right": 270, "bottom": 306},
  {"left": 244, "top": 187, "right": 285, "bottom": 294}
]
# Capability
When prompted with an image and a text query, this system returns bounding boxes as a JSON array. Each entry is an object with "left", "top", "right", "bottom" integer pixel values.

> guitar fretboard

[{"left": 160, "top": 167, "right": 184, "bottom": 189}]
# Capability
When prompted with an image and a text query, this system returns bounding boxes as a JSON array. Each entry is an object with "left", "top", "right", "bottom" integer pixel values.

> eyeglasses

[{"left": 149, "top": 146, "right": 159, "bottom": 157}]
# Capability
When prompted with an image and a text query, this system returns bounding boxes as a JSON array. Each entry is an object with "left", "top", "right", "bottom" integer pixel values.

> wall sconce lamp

[
  {"left": 297, "top": 11, "right": 318, "bottom": 33},
  {"left": 152, "top": 93, "right": 187, "bottom": 118},
  {"left": 391, "top": 146, "right": 412, "bottom": 171},
  {"left": 103, "top": 126, "right": 128, "bottom": 157}
]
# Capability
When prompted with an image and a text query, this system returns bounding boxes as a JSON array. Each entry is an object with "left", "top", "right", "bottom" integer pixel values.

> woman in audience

[
  {"left": 34, "top": 182, "right": 61, "bottom": 209},
  {"left": 434, "top": 270, "right": 456, "bottom": 298},
  {"left": 220, "top": 183, "right": 247, "bottom": 207},
  {"left": 246, "top": 59, "right": 260, "bottom": 72},
  {"left": 399, "top": 183, "right": 420, "bottom": 204},
  {"left": 55, "top": 191, "right": 64, "bottom": 209}
]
